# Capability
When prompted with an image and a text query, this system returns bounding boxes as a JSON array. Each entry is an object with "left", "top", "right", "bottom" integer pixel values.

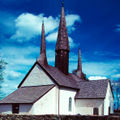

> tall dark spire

[
  {"left": 55, "top": 4, "right": 69, "bottom": 51},
  {"left": 38, "top": 22, "right": 48, "bottom": 66},
  {"left": 55, "top": 4, "right": 69, "bottom": 75}
]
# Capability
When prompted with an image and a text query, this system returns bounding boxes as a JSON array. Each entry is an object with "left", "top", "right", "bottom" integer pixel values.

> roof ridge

[{"left": 20, "top": 84, "right": 55, "bottom": 88}]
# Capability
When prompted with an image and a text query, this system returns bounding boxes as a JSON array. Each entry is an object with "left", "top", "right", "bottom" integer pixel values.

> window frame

[{"left": 68, "top": 97, "right": 72, "bottom": 112}]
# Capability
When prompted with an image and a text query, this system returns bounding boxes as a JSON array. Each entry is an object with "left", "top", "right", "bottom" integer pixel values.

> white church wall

[
  {"left": 59, "top": 88, "right": 76, "bottom": 115},
  {"left": 31, "top": 86, "right": 58, "bottom": 115},
  {"left": 19, "top": 104, "right": 32, "bottom": 114},
  {"left": 104, "top": 82, "right": 114, "bottom": 115},
  {"left": 75, "top": 99, "right": 104, "bottom": 115},
  {"left": 0, "top": 104, "right": 12, "bottom": 114},
  {"left": 21, "top": 64, "right": 54, "bottom": 87}
]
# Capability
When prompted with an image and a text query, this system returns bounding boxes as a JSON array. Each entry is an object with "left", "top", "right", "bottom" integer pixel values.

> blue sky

[{"left": 0, "top": 0, "right": 120, "bottom": 99}]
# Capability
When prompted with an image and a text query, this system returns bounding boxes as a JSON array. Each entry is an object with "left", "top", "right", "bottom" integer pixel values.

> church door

[
  {"left": 12, "top": 104, "right": 19, "bottom": 114},
  {"left": 93, "top": 107, "right": 99, "bottom": 115}
]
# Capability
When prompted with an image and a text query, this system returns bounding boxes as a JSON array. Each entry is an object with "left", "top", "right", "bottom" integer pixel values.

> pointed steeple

[
  {"left": 55, "top": 3, "right": 69, "bottom": 75},
  {"left": 77, "top": 49, "right": 82, "bottom": 71},
  {"left": 56, "top": 3, "right": 70, "bottom": 51},
  {"left": 38, "top": 22, "right": 48, "bottom": 66},
  {"left": 76, "top": 49, "right": 83, "bottom": 78}
]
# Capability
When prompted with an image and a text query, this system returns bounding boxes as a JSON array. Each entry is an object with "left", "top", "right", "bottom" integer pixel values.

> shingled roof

[
  {"left": 18, "top": 62, "right": 111, "bottom": 99},
  {"left": 75, "top": 80, "right": 109, "bottom": 99},
  {"left": 40, "top": 63, "right": 81, "bottom": 89},
  {"left": 18, "top": 61, "right": 84, "bottom": 89},
  {"left": 0, "top": 85, "right": 54, "bottom": 104},
  {"left": 0, "top": 61, "right": 111, "bottom": 104}
]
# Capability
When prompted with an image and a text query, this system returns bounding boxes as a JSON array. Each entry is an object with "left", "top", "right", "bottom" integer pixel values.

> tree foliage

[
  {"left": 0, "top": 56, "right": 7, "bottom": 99},
  {"left": 0, "top": 57, "right": 7, "bottom": 81}
]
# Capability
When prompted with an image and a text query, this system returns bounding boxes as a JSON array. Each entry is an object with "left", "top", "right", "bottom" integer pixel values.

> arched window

[{"left": 69, "top": 97, "right": 72, "bottom": 111}]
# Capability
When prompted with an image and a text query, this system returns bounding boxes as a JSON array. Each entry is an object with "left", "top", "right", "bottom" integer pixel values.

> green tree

[
  {"left": 0, "top": 56, "right": 7, "bottom": 99},
  {"left": 0, "top": 57, "right": 7, "bottom": 81}
]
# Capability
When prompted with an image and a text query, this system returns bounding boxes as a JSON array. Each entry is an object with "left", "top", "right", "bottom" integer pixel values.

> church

[{"left": 0, "top": 4, "right": 114, "bottom": 115}]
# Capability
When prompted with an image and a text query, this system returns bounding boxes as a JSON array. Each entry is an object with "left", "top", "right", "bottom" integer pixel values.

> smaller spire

[
  {"left": 38, "top": 22, "right": 48, "bottom": 66},
  {"left": 76, "top": 49, "right": 82, "bottom": 78},
  {"left": 77, "top": 48, "right": 82, "bottom": 71}
]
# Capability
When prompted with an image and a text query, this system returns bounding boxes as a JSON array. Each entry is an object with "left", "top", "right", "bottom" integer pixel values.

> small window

[
  {"left": 12, "top": 104, "right": 19, "bottom": 114},
  {"left": 69, "top": 97, "right": 72, "bottom": 111},
  {"left": 93, "top": 107, "right": 99, "bottom": 115}
]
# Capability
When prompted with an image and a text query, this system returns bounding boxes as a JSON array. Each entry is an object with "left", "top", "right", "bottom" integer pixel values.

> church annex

[{"left": 0, "top": 4, "right": 114, "bottom": 115}]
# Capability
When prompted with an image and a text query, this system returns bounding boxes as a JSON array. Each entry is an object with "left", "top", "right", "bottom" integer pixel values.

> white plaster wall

[
  {"left": 31, "top": 86, "right": 58, "bottom": 115},
  {"left": 0, "top": 104, "right": 12, "bottom": 114},
  {"left": 75, "top": 99, "right": 104, "bottom": 115},
  {"left": 104, "top": 82, "right": 114, "bottom": 115},
  {"left": 21, "top": 64, "right": 53, "bottom": 87},
  {"left": 59, "top": 88, "right": 76, "bottom": 115},
  {"left": 19, "top": 104, "right": 32, "bottom": 114}
]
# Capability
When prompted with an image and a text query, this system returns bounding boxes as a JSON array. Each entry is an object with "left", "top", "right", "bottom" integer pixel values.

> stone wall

[{"left": 0, "top": 114, "right": 120, "bottom": 120}]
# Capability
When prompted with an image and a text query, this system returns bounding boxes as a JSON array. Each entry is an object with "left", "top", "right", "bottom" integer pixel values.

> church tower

[
  {"left": 38, "top": 22, "right": 48, "bottom": 66},
  {"left": 55, "top": 3, "right": 70, "bottom": 75}
]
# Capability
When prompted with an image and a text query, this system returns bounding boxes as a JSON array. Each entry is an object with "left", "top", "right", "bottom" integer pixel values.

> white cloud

[
  {"left": 11, "top": 13, "right": 59, "bottom": 42},
  {"left": 7, "top": 70, "right": 21, "bottom": 78},
  {"left": 69, "top": 37, "right": 77, "bottom": 48},
  {"left": 111, "top": 74, "right": 120, "bottom": 78},
  {"left": 88, "top": 76, "right": 107, "bottom": 80},
  {"left": 46, "top": 32, "right": 58, "bottom": 42},
  {"left": 10, "top": 13, "right": 81, "bottom": 43},
  {"left": 66, "top": 14, "right": 81, "bottom": 27}
]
